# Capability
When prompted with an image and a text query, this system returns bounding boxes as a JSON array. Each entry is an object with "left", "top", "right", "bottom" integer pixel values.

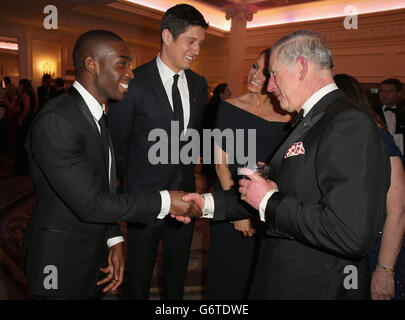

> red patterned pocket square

[{"left": 284, "top": 142, "right": 305, "bottom": 158}]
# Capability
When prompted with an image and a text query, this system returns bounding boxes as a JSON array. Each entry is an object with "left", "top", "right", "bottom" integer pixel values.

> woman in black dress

[{"left": 205, "top": 49, "right": 293, "bottom": 299}]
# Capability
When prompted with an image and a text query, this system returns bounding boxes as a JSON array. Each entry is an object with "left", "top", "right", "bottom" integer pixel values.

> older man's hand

[
  {"left": 182, "top": 193, "right": 205, "bottom": 209},
  {"left": 238, "top": 167, "right": 278, "bottom": 210}
]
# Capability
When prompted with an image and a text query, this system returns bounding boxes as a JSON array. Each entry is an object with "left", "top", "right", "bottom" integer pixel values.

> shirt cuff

[
  {"left": 107, "top": 236, "right": 125, "bottom": 248},
  {"left": 157, "top": 190, "right": 171, "bottom": 219},
  {"left": 259, "top": 191, "right": 277, "bottom": 222},
  {"left": 201, "top": 193, "right": 215, "bottom": 219}
]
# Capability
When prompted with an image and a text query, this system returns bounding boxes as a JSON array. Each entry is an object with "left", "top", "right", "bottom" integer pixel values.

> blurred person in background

[{"left": 13, "top": 79, "right": 36, "bottom": 175}]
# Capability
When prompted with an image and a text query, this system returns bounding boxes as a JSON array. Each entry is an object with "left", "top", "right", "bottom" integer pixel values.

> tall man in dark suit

[
  {"left": 183, "top": 30, "right": 390, "bottom": 299},
  {"left": 108, "top": 4, "right": 208, "bottom": 299},
  {"left": 373, "top": 78, "right": 404, "bottom": 154},
  {"left": 21, "top": 30, "right": 201, "bottom": 300}
]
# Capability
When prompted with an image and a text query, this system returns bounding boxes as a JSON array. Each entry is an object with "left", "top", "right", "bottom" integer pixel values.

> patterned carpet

[{"left": 0, "top": 154, "right": 210, "bottom": 300}]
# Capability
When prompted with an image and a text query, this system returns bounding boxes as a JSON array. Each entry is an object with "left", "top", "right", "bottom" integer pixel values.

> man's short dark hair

[
  {"left": 4, "top": 76, "right": 11, "bottom": 86},
  {"left": 160, "top": 4, "right": 208, "bottom": 44},
  {"left": 42, "top": 73, "right": 51, "bottom": 81},
  {"left": 380, "top": 78, "right": 403, "bottom": 92},
  {"left": 55, "top": 77, "right": 65, "bottom": 88},
  {"left": 72, "top": 29, "right": 123, "bottom": 75}
]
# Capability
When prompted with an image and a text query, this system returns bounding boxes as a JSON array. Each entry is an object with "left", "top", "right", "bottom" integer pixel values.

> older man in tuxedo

[
  {"left": 21, "top": 30, "right": 201, "bottom": 300},
  {"left": 184, "top": 30, "right": 390, "bottom": 299}
]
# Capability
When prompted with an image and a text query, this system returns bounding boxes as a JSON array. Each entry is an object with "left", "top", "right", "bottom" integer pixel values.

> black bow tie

[
  {"left": 384, "top": 107, "right": 397, "bottom": 113},
  {"left": 291, "top": 109, "right": 304, "bottom": 129}
]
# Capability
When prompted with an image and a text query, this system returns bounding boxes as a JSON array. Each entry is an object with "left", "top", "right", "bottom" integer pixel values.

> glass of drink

[{"left": 237, "top": 162, "right": 271, "bottom": 180}]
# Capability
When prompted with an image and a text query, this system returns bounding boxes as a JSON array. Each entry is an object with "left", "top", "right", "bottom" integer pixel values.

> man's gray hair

[{"left": 272, "top": 30, "right": 333, "bottom": 70}]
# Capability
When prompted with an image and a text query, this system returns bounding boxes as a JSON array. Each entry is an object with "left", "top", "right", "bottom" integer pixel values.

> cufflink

[{"left": 200, "top": 194, "right": 210, "bottom": 217}]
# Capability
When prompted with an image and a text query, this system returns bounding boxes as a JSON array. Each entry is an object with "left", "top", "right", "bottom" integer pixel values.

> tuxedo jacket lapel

[
  {"left": 270, "top": 89, "right": 341, "bottom": 173},
  {"left": 69, "top": 87, "right": 110, "bottom": 179},
  {"left": 270, "top": 114, "right": 308, "bottom": 172},
  {"left": 147, "top": 59, "right": 174, "bottom": 122},
  {"left": 69, "top": 87, "right": 100, "bottom": 139},
  {"left": 108, "top": 132, "right": 117, "bottom": 193},
  {"left": 185, "top": 70, "right": 197, "bottom": 130}
]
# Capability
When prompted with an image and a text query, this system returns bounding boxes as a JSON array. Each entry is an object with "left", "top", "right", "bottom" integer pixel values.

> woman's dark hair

[
  {"left": 260, "top": 48, "right": 271, "bottom": 95},
  {"left": 160, "top": 4, "right": 208, "bottom": 44},
  {"left": 209, "top": 83, "right": 228, "bottom": 105},
  {"left": 333, "top": 73, "right": 388, "bottom": 132},
  {"left": 19, "top": 79, "right": 35, "bottom": 97},
  {"left": 18, "top": 78, "right": 36, "bottom": 106}
]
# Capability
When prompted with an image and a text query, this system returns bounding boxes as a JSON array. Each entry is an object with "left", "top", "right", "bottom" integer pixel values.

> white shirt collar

[
  {"left": 156, "top": 53, "right": 186, "bottom": 83},
  {"left": 301, "top": 83, "right": 339, "bottom": 117},
  {"left": 383, "top": 104, "right": 397, "bottom": 109},
  {"left": 72, "top": 80, "right": 105, "bottom": 121}
]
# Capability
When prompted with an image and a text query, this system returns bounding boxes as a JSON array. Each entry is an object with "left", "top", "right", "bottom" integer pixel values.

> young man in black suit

[
  {"left": 184, "top": 30, "right": 390, "bottom": 299},
  {"left": 21, "top": 30, "right": 201, "bottom": 300},
  {"left": 108, "top": 4, "right": 208, "bottom": 299}
]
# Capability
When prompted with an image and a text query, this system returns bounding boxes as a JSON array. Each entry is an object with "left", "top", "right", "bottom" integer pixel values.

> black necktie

[
  {"left": 172, "top": 74, "right": 184, "bottom": 135},
  {"left": 291, "top": 108, "right": 304, "bottom": 129},
  {"left": 98, "top": 113, "right": 110, "bottom": 173}
]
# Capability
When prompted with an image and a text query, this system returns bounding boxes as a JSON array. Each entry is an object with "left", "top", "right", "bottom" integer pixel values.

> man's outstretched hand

[
  {"left": 169, "top": 191, "right": 202, "bottom": 224},
  {"left": 170, "top": 192, "right": 206, "bottom": 224}
]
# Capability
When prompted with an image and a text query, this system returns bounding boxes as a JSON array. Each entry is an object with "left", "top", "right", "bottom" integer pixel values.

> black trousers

[{"left": 124, "top": 216, "right": 194, "bottom": 300}]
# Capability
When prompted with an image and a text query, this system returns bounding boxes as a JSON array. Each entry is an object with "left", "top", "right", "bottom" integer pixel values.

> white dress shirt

[
  {"left": 156, "top": 53, "right": 190, "bottom": 131},
  {"left": 382, "top": 104, "right": 397, "bottom": 136},
  {"left": 73, "top": 81, "right": 170, "bottom": 247},
  {"left": 201, "top": 83, "right": 339, "bottom": 222}
]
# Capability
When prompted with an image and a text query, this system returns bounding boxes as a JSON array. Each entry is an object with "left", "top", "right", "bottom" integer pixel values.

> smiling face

[
  {"left": 161, "top": 25, "right": 205, "bottom": 73},
  {"left": 94, "top": 40, "right": 134, "bottom": 102},
  {"left": 247, "top": 53, "right": 268, "bottom": 94}
]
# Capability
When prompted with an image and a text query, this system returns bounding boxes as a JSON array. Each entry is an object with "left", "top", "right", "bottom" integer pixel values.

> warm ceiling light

[
  {"left": 0, "top": 41, "right": 18, "bottom": 51},
  {"left": 248, "top": 0, "right": 405, "bottom": 28},
  {"left": 125, "top": 0, "right": 405, "bottom": 31},
  {"left": 125, "top": 0, "right": 231, "bottom": 30}
]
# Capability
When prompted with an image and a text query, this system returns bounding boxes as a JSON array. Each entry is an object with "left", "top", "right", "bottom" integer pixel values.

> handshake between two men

[{"left": 169, "top": 167, "right": 278, "bottom": 223}]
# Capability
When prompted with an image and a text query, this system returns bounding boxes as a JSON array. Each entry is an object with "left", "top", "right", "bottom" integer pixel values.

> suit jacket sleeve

[
  {"left": 29, "top": 111, "right": 161, "bottom": 224},
  {"left": 107, "top": 223, "right": 123, "bottom": 239},
  {"left": 266, "top": 109, "right": 390, "bottom": 258},
  {"left": 212, "top": 188, "right": 257, "bottom": 221}
]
